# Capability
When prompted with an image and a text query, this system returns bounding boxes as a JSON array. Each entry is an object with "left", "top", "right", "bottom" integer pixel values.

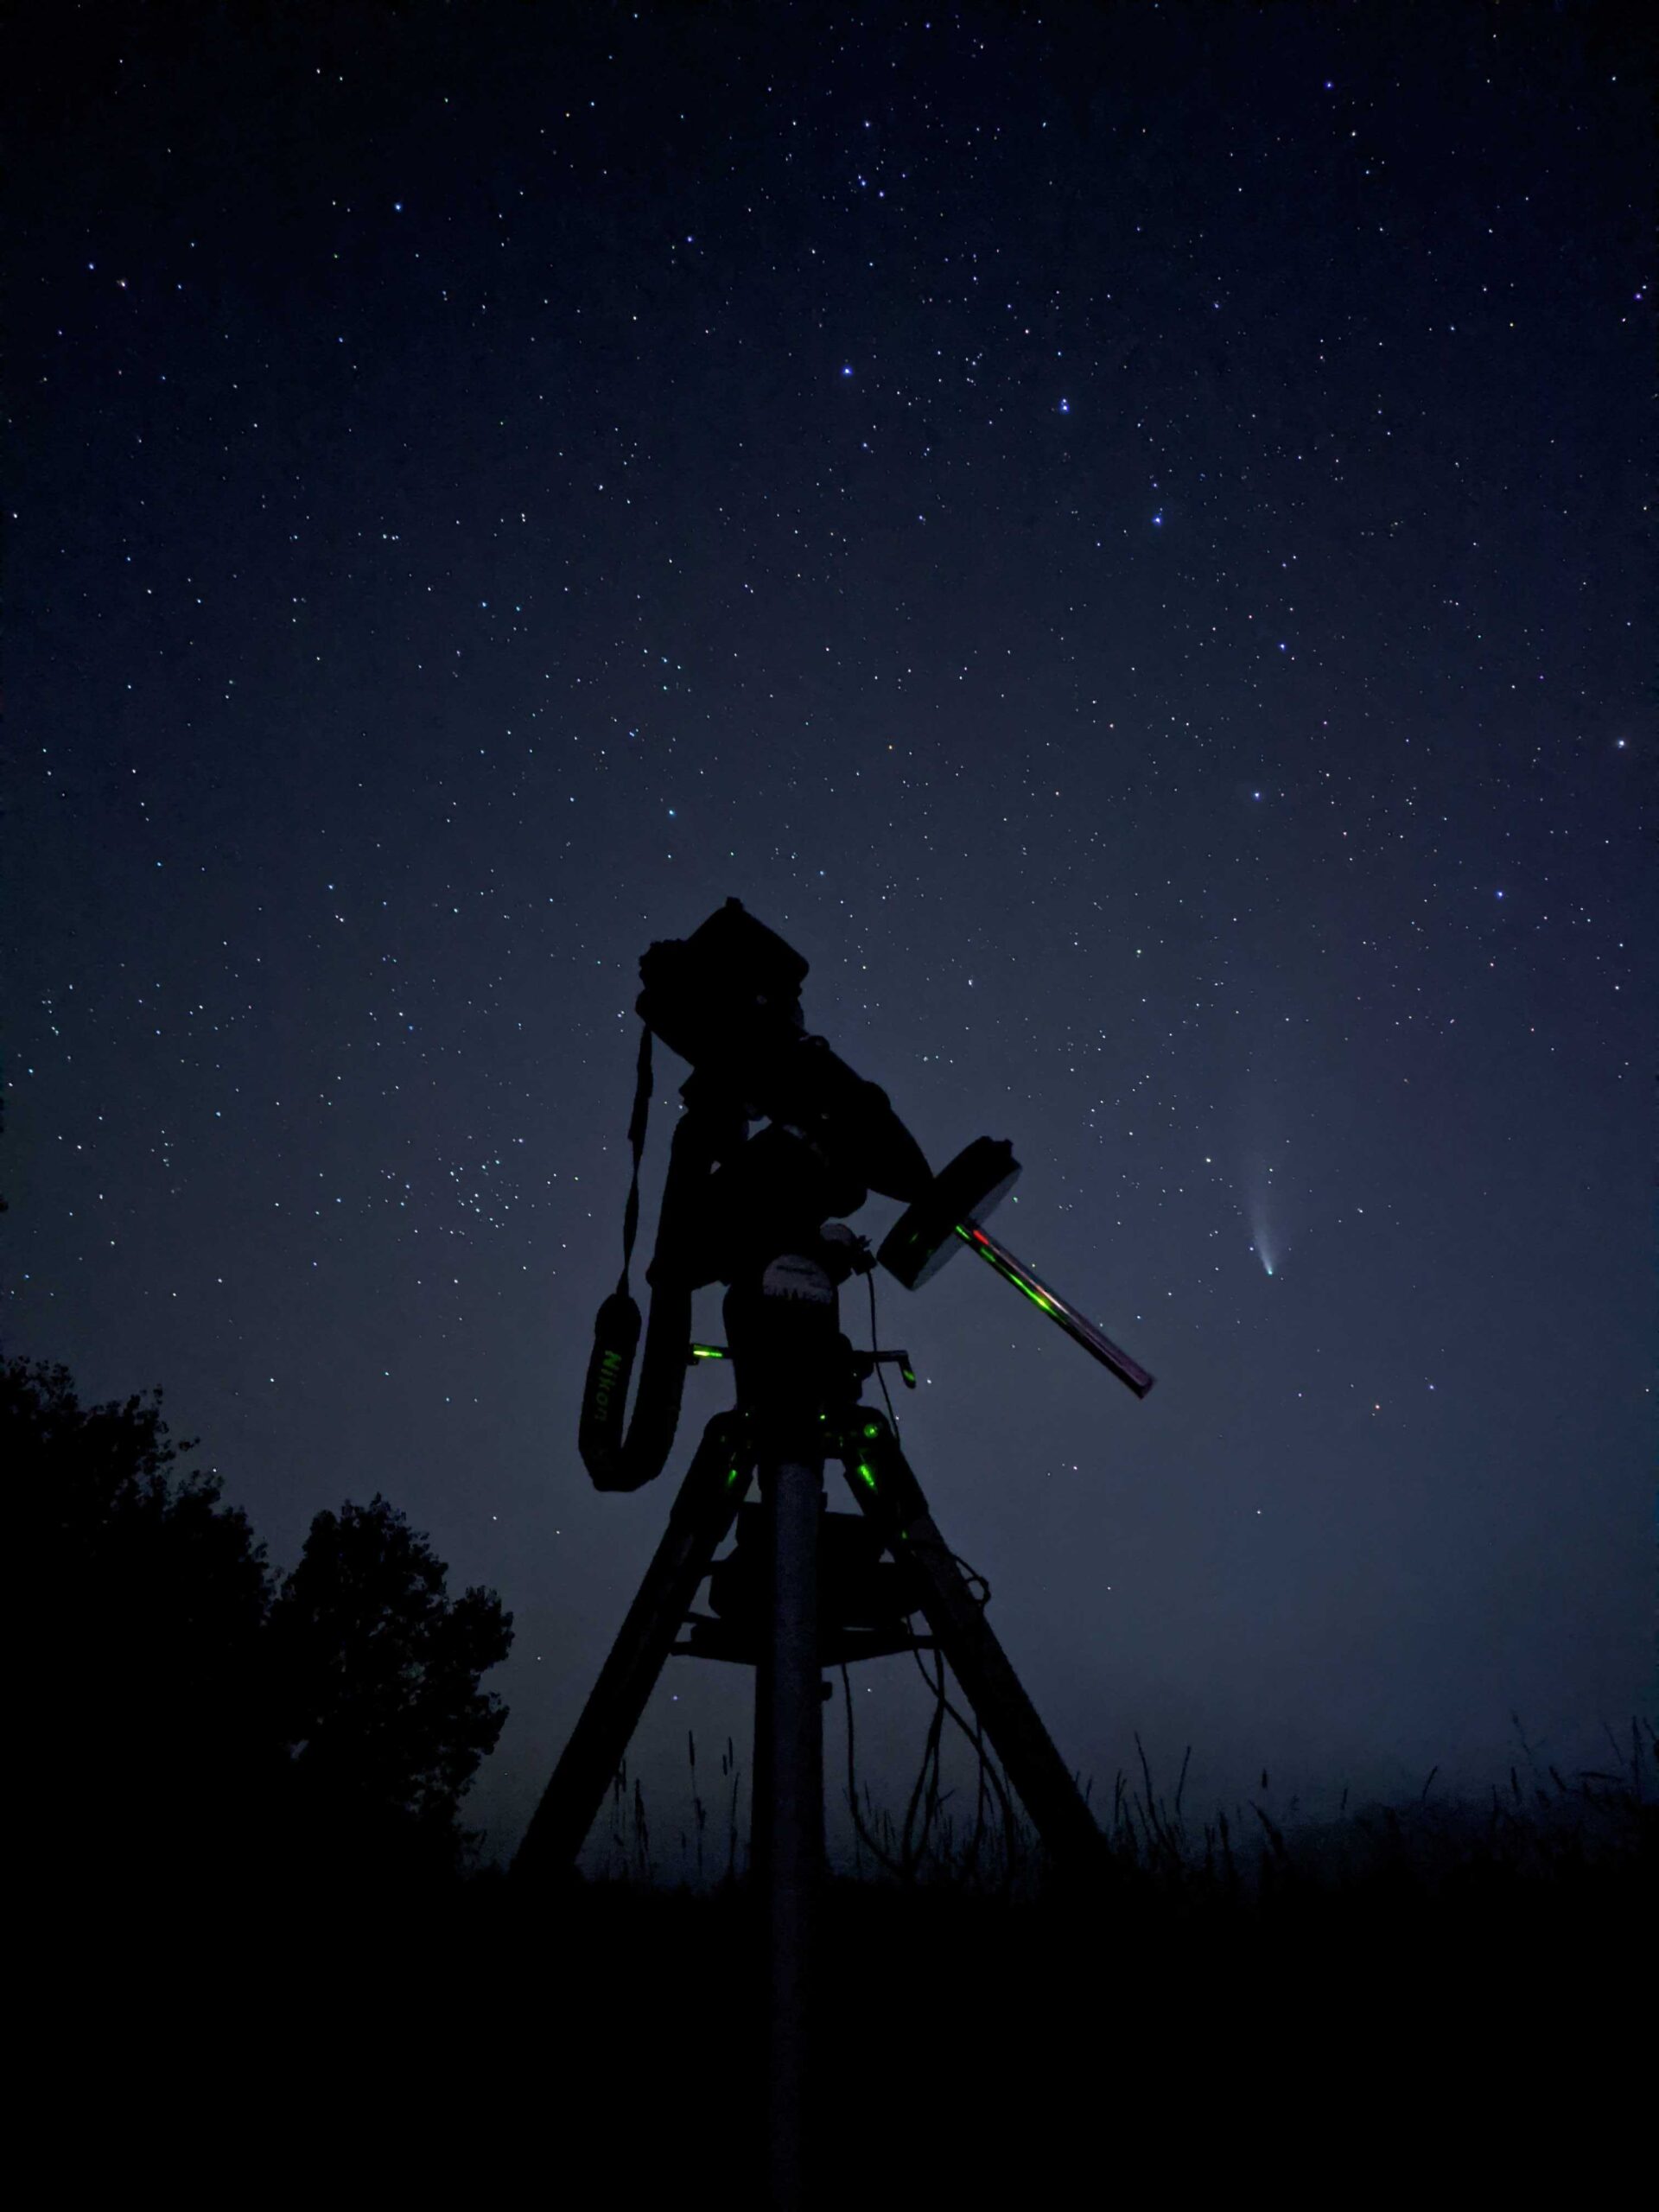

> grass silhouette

[{"left": 58, "top": 1718, "right": 1649, "bottom": 2202}]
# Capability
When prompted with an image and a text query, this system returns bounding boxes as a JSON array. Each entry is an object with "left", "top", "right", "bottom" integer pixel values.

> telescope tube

[{"left": 954, "top": 1223, "right": 1155, "bottom": 1398}]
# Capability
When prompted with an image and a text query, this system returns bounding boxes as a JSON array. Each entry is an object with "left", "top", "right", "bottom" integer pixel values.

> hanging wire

[
  {"left": 855, "top": 1251, "right": 1019, "bottom": 1884},
  {"left": 865, "top": 1267, "right": 901, "bottom": 1437},
  {"left": 900, "top": 1642, "right": 950, "bottom": 1878},
  {"left": 909, "top": 1641, "right": 1022, "bottom": 1891},
  {"left": 951, "top": 1554, "right": 991, "bottom": 1607},
  {"left": 841, "top": 1606, "right": 1018, "bottom": 1888}
]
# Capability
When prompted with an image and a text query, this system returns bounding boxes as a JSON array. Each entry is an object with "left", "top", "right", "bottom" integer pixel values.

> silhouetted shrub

[
  {"left": 267, "top": 1493, "right": 512, "bottom": 1880},
  {"left": 9, "top": 1354, "right": 512, "bottom": 1904}
]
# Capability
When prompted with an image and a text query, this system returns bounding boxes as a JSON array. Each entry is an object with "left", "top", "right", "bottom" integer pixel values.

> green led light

[
  {"left": 725, "top": 1466, "right": 741, "bottom": 1488},
  {"left": 862, "top": 1421, "right": 880, "bottom": 1439},
  {"left": 690, "top": 1344, "right": 728, "bottom": 1360},
  {"left": 855, "top": 1462, "right": 877, "bottom": 1491}
]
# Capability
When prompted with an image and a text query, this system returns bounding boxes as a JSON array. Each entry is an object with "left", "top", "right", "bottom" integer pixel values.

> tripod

[
  {"left": 513, "top": 1222, "right": 1105, "bottom": 2204},
  {"left": 515, "top": 898, "right": 1156, "bottom": 2208}
]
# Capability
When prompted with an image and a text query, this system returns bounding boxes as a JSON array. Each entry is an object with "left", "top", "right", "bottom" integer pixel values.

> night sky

[{"left": 9, "top": 3, "right": 1652, "bottom": 1872}]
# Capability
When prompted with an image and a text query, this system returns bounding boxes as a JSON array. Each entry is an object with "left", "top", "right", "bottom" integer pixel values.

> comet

[{"left": 1244, "top": 1160, "right": 1280, "bottom": 1277}]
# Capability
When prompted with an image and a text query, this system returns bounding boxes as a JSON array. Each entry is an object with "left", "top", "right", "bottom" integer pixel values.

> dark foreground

[{"left": 45, "top": 1779, "right": 1652, "bottom": 2204}]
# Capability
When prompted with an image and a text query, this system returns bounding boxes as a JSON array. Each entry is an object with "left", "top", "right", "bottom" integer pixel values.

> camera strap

[
  {"left": 580, "top": 1017, "right": 692, "bottom": 1491},
  {"left": 616, "top": 1019, "right": 653, "bottom": 1297}
]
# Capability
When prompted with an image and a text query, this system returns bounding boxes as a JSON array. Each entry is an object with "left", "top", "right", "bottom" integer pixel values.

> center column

[{"left": 729, "top": 1248, "right": 836, "bottom": 2212}]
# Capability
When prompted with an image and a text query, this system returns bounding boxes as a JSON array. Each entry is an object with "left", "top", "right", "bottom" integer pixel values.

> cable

[
  {"left": 855, "top": 1268, "right": 1015, "bottom": 1882},
  {"left": 899, "top": 1642, "right": 950, "bottom": 1878},
  {"left": 950, "top": 1554, "right": 991, "bottom": 1607},
  {"left": 908, "top": 1640, "right": 1021, "bottom": 1891},
  {"left": 865, "top": 1268, "right": 900, "bottom": 1439}
]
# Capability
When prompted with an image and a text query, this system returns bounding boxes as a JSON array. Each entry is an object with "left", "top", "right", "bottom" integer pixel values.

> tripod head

[{"left": 578, "top": 899, "right": 1153, "bottom": 1491}]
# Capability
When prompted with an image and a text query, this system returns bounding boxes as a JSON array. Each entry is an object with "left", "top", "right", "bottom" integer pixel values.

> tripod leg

[
  {"left": 512, "top": 1413, "right": 749, "bottom": 1883},
  {"left": 838, "top": 1414, "right": 1103, "bottom": 1872}
]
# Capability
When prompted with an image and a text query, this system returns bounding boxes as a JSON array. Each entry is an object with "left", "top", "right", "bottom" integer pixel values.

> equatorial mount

[{"left": 517, "top": 899, "right": 1160, "bottom": 2210}]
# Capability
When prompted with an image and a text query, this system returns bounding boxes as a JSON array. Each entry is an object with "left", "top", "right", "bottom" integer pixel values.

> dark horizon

[{"left": 7, "top": 2, "right": 1652, "bottom": 1872}]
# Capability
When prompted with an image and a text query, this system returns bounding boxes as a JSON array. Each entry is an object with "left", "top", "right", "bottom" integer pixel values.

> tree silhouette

[
  {"left": 10, "top": 1355, "right": 276, "bottom": 1892},
  {"left": 10, "top": 1354, "right": 512, "bottom": 1893},
  {"left": 267, "top": 1494, "right": 512, "bottom": 1873}
]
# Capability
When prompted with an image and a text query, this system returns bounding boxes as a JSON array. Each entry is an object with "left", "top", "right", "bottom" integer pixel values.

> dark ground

[{"left": 49, "top": 1778, "right": 1652, "bottom": 2202}]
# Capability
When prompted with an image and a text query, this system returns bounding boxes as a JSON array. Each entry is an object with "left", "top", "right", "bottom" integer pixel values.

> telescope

[
  {"left": 579, "top": 897, "right": 1152, "bottom": 1491},
  {"left": 529, "top": 897, "right": 1160, "bottom": 2208}
]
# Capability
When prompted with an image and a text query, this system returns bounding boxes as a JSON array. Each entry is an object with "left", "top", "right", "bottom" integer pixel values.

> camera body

[{"left": 637, "top": 898, "right": 931, "bottom": 1211}]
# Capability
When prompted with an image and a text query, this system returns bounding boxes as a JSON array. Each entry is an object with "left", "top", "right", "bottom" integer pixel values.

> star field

[{"left": 7, "top": 4, "right": 1651, "bottom": 1863}]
